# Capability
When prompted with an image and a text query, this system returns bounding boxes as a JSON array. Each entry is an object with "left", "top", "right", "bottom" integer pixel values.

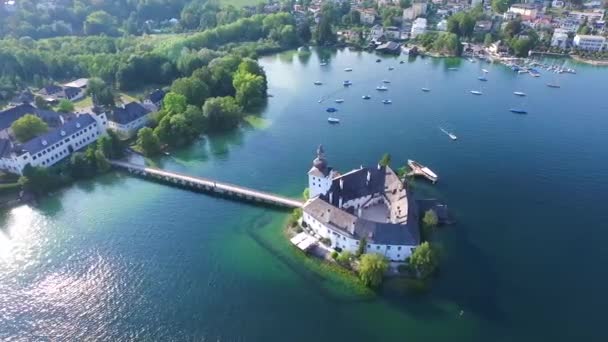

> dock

[
  {"left": 290, "top": 232, "right": 318, "bottom": 251},
  {"left": 109, "top": 160, "right": 304, "bottom": 209},
  {"left": 406, "top": 159, "right": 438, "bottom": 183}
]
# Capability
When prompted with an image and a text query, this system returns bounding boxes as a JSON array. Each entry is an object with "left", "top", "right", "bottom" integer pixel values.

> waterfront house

[
  {"left": 107, "top": 102, "right": 151, "bottom": 138},
  {"left": 474, "top": 20, "right": 493, "bottom": 34},
  {"left": 359, "top": 8, "right": 377, "bottom": 25},
  {"left": 508, "top": 4, "right": 538, "bottom": 21},
  {"left": 0, "top": 103, "right": 64, "bottom": 139},
  {"left": 370, "top": 24, "right": 384, "bottom": 41},
  {"left": 437, "top": 19, "right": 448, "bottom": 31},
  {"left": 551, "top": 28, "right": 569, "bottom": 49},
  {"left": 573, "top": 34, "right": 606, "bottom": 51},
  {"left": 384, "top": 26, "right": 401, "bottom": 40},
  {"left": 302, "top": 146, "right": 420, "bottom": 262},
  {"left": 411, "top": 18, "right": 427, "bottom": 38},
  {"left": 0, "top": 113, "right": 107, "bottom": 175},
  {"left": 143, "top": 89, "right": 166, "bottom": 112}
]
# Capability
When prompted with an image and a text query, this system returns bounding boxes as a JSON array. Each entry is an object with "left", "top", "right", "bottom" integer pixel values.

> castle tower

[{"left": 308, "top": 145, "right": 333, "bottom": 198}]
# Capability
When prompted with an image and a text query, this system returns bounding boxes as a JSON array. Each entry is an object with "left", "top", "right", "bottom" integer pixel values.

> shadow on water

[
  {"left": 297, "top": 50, "right": 312, "bottom": 65},
  {"left": 207, "top": 129, "right": 244, "bottom": 159}
]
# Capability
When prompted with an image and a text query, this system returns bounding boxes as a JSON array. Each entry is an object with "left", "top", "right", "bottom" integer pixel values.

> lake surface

[{"left": 1, "top": 49, "right": 608, "bottom": 341}]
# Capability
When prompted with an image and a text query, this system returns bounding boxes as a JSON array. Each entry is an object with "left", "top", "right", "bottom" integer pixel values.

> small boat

[
  {"left": 314, "top": 81, "right": 323, "bottom": 85},
  {"left": 343, "top": 80, "right": 352, "bottom": 86},
  {"left": 470, "top": 90, "right": 483, "bottom": 95},
  {"left": 327, "top": 117, "right": 340, "bottom": 124},
  {"left": 388, "top": 66, "right": 394, "bottom": 71},
  {"left": 382, "top": 79, "right": 391, "bottom": 83},
  {"left": 318, "top": 99, "right": 323, "bottom": 103},
  {"left": 399, "top": 60, "right": 405, "bottom": 64},
  {"left": 344, "top": 68, "right": 353, "bottom": 72},
  {"left": 326, "top": 107, "right": 338, "bottom": 113},
  {"left": 376, "top": 85, "right": 388, "bottom": 91},
  {"left": 362, "top": 95, "right": 371, "bottom": 100},
  {"left": 478, "top": 76, "right": 488, "bottom": 81},
  {"left": 163, "top": 151, "right": 171, "bottom": 156},
  {"left": 513, "top": 91, "right": 527, "bottom": 97},
  {"left": 482, "top": 69, "right": 489, "bottom": 73},
  {"left": 408, "top": 160, "right": 438, "bottom": 183},
  {"left": 335, "top": 99, "right": 344, "bottom": 103},
  {"left": 376, "top": 59, "right": 381, "bottom": 63},
  {"left": 320, "top": 62, "right": 327, "bottom": 66},
  {"left": 382, "top": 99, "right": 392, "bottom": 104},
  {"left": 509, "top": 108, "right": 527, "bottom": 114},
  {"left": 448, "top": 67, "right": 458, "bottom": 71},
  {"left": 440, "top": 127, "right": 457, "bottom": 140},
  {"left": 517, "top": 70, "right": 528, "bottom": 74},
  {"left": 421, "top": 87, "right": 431, "bottom": 92},
  {"left": 546, "top": 83, "right": 560, "bottom": 88}
]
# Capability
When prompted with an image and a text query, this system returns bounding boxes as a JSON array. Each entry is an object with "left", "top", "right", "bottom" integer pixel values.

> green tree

[
  {"left": 316, "top": 16, "right": 336, "bottom": 46},
  {"left": 400, "top": 0, "right": 412, "bottom": 9},
  {"left": 233, "top": 70, "right": 266, "bottom": 110},
  {"left": 359, "top": 253, "right": 389, "bottom": 288},
  {"left": 137, "top": 127, "right": 161, "bottom": 156},
  {"left": 336, "top": 251, "right": 353, "bottom": 267},
  {"left": 422, "top": 209, "right": 439, "bottom": 240},
  {"left": 11, "top": 114, "right": 48, "bottom": 143},
  {"left": 86, "top": 77, "right": 115, "bottom": 107},
  {"left": 84, "top": 11, "right": 118, "bottom": 36},
  {"left": 202, "top": 96, "right": 244, "bottom": 131},
  {"left": 69, "top": 151, "right": 96, "bottom": 179},
  {"left": 356, "top": 237, "right": 367, "bottom": 257},
  {"left": 19, "top": 165, "right": 63, "bottom": 195},
  {"left": 171, "top": 77, "right": 210, "bottom": 106},
  {"left": 34, "top": 96, "right": 50, "bottom": 110},
  {"left": 484, "top": 33, "right": 494, "bottom": 46},
  {"left": 409, "top": 242, "right": 439, "bottom": 279},
  {"left": 95, "top": 150, "right": 110, "bottom": 173},
  {"left": 492, "top": 0, "right": 511, "bottom": 13},
  {"left": 379, "top": 153, "right": 391, "bottom": 167},
  {"left": 302, "top": 187, "right": 310, "bottom": 200},
  {"left": 297, "top": 21, "right": 312, "bottom": 43},
  {"left": 163, "top": 92, "right": 188, "bottom": 114},
  {"left": 57, "top": 99, "right": 74, "bottom": 113}
]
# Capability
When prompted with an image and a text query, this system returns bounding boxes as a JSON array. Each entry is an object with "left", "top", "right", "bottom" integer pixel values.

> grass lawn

[
  {"left": 73, "top": 96, "right": 93, "bottom": 110},
  {"left": 218, "top": 0, "right": 262, "bottom": 8}
]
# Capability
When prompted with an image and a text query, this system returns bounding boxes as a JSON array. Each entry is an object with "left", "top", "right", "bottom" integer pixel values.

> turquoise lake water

[{"left": 1, "top": 48, "right": 608, "bottom": 341}]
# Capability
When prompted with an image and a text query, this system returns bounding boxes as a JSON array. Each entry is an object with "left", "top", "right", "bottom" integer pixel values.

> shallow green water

[{"left": 1, "top": 48, "right": 608, "bottom": 341}]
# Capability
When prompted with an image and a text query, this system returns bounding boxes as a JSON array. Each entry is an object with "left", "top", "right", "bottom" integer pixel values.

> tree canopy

[
  {"left": 359, "top": 253, "right": 389, "bottom": 288},
  {"left": 409, "top": 242, "right": 440, "bottom": 279},
  {"left": 11, "top": 114, "right": 48, "bottom": 143},
  {"left": 137, "top": 127, "right": 161, "bottom": 156},
  {"left": 57, "top": 99, "right": 74, "bottom": 113}
]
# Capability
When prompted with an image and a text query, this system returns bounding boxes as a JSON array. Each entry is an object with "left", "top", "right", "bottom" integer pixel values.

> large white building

[
  {"left": 551, "top": 28, "right": 569, "bottom": 49},
  {"left": 573, "top": 34, "right": 606, "bottom": 51},
  {"left": 302, "top": 146, "right": 421, "bottom": 262},
  {"left": 107, "top": 102, "right": 151, "bottom": 138},
  {"left": 0, "top": 113, "right": 107, "bottom": 175},
  {"left": 402, "top": 2, "right": 427, "bottom": 21},
  {"left": 411, "top": 18, "right": 427, "bottom": 38}
]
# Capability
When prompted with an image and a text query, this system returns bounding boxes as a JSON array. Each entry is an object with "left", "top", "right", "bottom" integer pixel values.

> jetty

[
  {"left": 109, "top": 160, "right": 304, "bottom": 209},
  {"left": 406, "top": 159, "right": 438, "bottom": 183}
]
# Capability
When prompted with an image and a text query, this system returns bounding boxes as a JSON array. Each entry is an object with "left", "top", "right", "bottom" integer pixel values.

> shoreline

[{"left": 570, "top": 55, "right": 608, "bottom": 66}]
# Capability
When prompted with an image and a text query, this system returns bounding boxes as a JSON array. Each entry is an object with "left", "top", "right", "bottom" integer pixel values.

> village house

[
  {"left": 507, "top": 4, "right": 538, "bottom": 21},
  {"left": 474, "top": 20, "right": 493, "bottom": 34},
  {"left": 302, "top": 146, "right": 420, "bottom": 262},
  {"left": 384, "top": 26, "right": 401, "bottom": 40},
  {"left": 107, "top": 102, "right": 151, "bottom": 138},
  {"left": 411, "top": 17, "right": 427, "bottom": 38},
  {"left": 573, "top": 34, "right": 606, "bottom": 51},
  {"left": 37, "top": 84, "right": 85, "bottom": 103},
  {"left": 142, "top": 89, "right": 166, "bottom": 113},
  {"left": 551, "top": 28, "right": 569, "bottom": 49},
  {"left": 359, "top": 8, "right": 377, "bottom": 25},
  {"left": 402, "top": 2, "right": 427, "bottom": 21},
  {"left": 370, "top": 24, "right": 384, "bottom": 41}
]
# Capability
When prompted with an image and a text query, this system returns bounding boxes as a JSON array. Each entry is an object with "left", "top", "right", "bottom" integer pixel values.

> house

[
  {"left": 0, "top": 113, "right": 107, "bottom": 175},
  {"left": 551, "top": 0, "right": 565, "bottom": 8},
  {"left": 359, "top": 8, "right": 377, "bottom": 25},
  {"left": 568, "top": 10, "right": 605, "bottom": 23},
  {"left": 143, "top": 89, "right": 166, "bottom": 112},
  {"left": 402, "top": 2, "right": 427, "bottom": 21},
  {"left": 385, "top": 26, "right": 401, "bottom": 40},
  {"left": 62, "top": 78, "right": 88, "bottom": 89},
  {"left": 508, "top": 4, "right": 538, "bottom": 20},
  {"left": 573, "top": 34, "right": 606, "bottom": 51},
  {"left": 302, "top": 146, "right": 420, "bottom": 262},
  {"left": 376, "top": 41, "right": 402, "bottom": 53},
  {"left": 474, "top": 20, "right": 493, "bottom": 33},
  {"left": 488, "top": 40, "right": 510, "bottom": 56},
  {"left": 37, "top": 84, "right": 85, "bottom": 103},
  {"left": 107, "top": 102, "right": 151, "bottom": 138},
  {"left": 551, "top": 28, "right": 569, "bottom": 49},
  {"left": 411, "top": 17, "right": 427, "bottom": 38},
  {"left": 370, "top": 24, "right": 384, "bottom": 41}
]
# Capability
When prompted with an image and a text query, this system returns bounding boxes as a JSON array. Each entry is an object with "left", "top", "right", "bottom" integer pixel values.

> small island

[{"left": 288, "top": 146, "right": 445, "bottom": 289}]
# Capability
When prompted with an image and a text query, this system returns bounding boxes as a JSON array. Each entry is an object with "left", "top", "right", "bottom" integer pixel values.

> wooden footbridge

[{"left": 109, "top": 160, "right": 304, "bottom": 209}]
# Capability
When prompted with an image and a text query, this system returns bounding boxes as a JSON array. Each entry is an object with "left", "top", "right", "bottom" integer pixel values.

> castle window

[
  {"left": 397, "top": 246, "right": 402, "bottom": 251},
  {"left": 376, "top": 245, "right": 380, "bottom": 250},
  {"left": 387, "top": 246, "right": 391, "bottom": 250}
]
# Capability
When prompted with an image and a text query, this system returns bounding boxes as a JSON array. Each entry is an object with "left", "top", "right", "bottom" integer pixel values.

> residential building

[
  {"left": 551, "top": 0, "right": 565, "bottom": 8},
  {"left": 62, "top": 78, "right": 89, "bottom": 89},
  {"left": 359, "top": 8, "right": 377, "bottom": 25},
  {"left": 411, "top": 17, "right": 427, "bottom": 38},
  {"left": 302, "top": 146, "right": 420, "bottom": 262},
  {"left": 568, "top": 10, "right": 605, "bottom": 23},
  {"left": 402, "top": 2, "right": 427, "bottom": 21},
  {"left": 0, "top": 113, "right": 107, "bottom": 175},
  {"left": 0, "top": 103, "right": 65, "bottom": 139},
  {"left": 508, "top": 4, "right": 538, "bottom": 20},
  {"left": 474, "top": 20, "right": 493, "bottom": 33},
  {"left": 488, "top": 40, "right": 510, "bottom": 56},
  {"left": 573, "top": 34, "right": 606, "bottom": 51},
  {"left": 37, "top": 84, "right": 85, "bottom": 103},
  {"left": 143, "top": 89, "right": 166, "bottom": 112},
  {"left": 551, "top": 28, "right": 569, "bottom": 49},
  {"left": 385, "top": 26, "right": 401, "bottom": 40},
  {"left": 370, "top": 24, "right": 384, "bottom": 41},
  {"left": 471, "top": 0, "right": 483, "bottom": 7},
  {"left": 107, "top": 102, "right": 151, "bottom": 138}
]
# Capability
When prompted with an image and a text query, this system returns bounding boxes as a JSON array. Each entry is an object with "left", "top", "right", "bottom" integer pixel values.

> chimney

[
  {"left": 339, "top": 178, "right": 344, "bottom": 190},
  {"left": 358, "top": 207, "right": 362, "bottom": 217},
  {"left": 339, "top": 196, "right": 343, "bottom": 208},
  {"left": 329, "top": 192, "right": 333, "bottom": 203},
  {"left": 377, "top": 163, "right": 381, "bottom": 170},
  {"left": 367, "top": 170, "right": 371, "bottom": 185}
]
